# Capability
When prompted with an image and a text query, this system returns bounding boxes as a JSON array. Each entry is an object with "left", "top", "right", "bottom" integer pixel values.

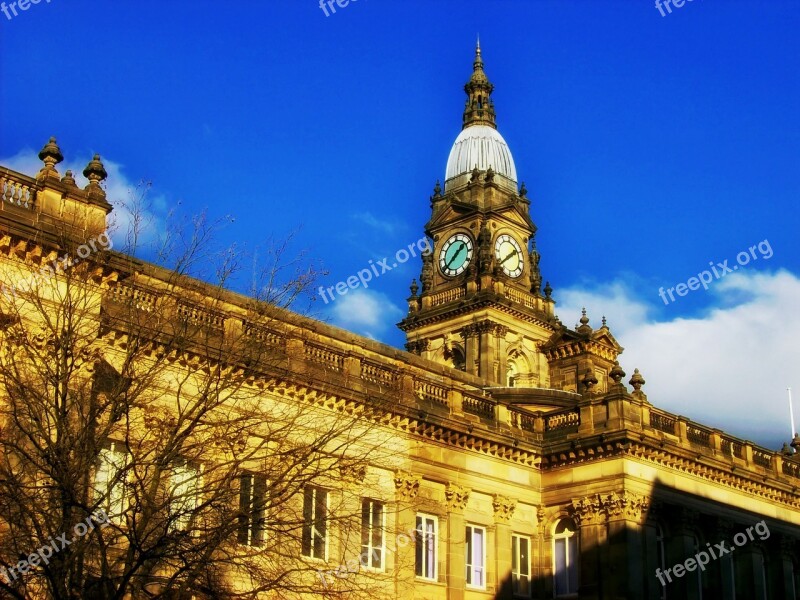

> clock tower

[{"left": 399, "top": 42, "right": 562, "bottom": 387}]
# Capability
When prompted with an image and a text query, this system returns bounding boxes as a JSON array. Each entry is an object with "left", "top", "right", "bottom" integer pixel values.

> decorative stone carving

[
  {"left": 405, "top": 338, "right": 430, "bottom": 355},
  {"left": 445, "top": 483, "right": 471, "bottom": 512},
  {"left": 420, "top": 252, "right": 433, "bottom": 292},
  {"left": 570, "top": 494, "right": 604, "bottom": 526},
  {"left": 339, "top": 460, "right": 367, "bottom": 484},
  {"left": 602, "top": 491, "right": 650, "bottom": 522},
  {"left": 492, "top": 494, "right": 517, "bottom": 523},
  {"left": 394, "top": 470, "right": 421, "bottom": 501},
  {"left": 571, "top": 491, "right": 650, "bottom": 525}
]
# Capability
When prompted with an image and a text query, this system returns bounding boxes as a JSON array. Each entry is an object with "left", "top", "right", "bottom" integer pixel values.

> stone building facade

[{"left": 0, "top": 44, "right": 798, "bottom": 600}]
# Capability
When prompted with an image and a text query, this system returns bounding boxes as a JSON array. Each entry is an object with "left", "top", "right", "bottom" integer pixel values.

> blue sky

[{"left": 2, "top": 0, "right": 799, "bottom": 448}]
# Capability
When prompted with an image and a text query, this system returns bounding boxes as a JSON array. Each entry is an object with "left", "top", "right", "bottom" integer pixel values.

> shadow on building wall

[{"left": 493, "top": 480, "right": 799, "bottom": 600}]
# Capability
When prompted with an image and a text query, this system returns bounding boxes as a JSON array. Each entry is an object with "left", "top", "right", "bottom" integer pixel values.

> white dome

[{"left": 445, "top": 125, "right": 517, "bottom": 189}]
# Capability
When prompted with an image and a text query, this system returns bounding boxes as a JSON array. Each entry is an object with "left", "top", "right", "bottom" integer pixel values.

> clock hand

[
  {"left": 500, "top": 249, "right": 518, "bottom": 265},
  {"left": 446, "top": 243, "right": 466, "bottom": 269}
]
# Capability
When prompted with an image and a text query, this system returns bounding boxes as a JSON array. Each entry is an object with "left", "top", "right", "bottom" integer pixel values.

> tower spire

[{"left": 462, "top": 40, "right": 496, "bottom": 129}]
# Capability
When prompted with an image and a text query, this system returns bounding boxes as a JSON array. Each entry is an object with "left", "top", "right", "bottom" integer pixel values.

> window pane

[
  {"left": 554, "top": 538, "right": 568, "bottom": 595},
  {"left": 238, "top": 474, "right": 252, "bottom": 544},
  {"left": 251, "top": 475, "right": 267, "bottom": 546},
  {"left": 426, "top": 519, "right": 435, "bottom": 578},
  {"left": 415, "top": 516, "right": 423, "bottom": 576},
  {"left": 568, "top": 536, "right": 579, "bottom": 592},
  {"left": 301, "top": 487, "right": 313, "bottom": 556}
]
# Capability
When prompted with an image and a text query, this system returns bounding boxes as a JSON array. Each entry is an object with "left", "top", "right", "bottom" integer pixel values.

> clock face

[
  {"left": 495, "top": 234, "right": 524, "bottom": 278},
  {"left": 439, "top": 233, "right": 474, "bottom": 277}
]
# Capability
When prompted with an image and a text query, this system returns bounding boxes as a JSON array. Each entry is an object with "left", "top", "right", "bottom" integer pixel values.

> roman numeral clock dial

[
  {"left": 439, "top": 233, "right": 474, "bottom": 277},
  {"left": 495, "top": 234, "right": 524, "bottom": 278}
]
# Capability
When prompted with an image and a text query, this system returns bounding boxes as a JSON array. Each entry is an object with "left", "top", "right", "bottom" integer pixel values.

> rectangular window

[
  {"left": 169, "top": 462, "right": 202, "bottom": 531},
  {"left": 466, "top": 525, "right": 486, "bottom": 589},
  {"left": 512, "top": 534, "right": 530, "bottom": 596},
  {"left": 238, "top": 473, "right": 267, "bottom": 546},
  {"left": 93, "top": 441, "right": 127, "bottom": 524},
  {"left": 361, "top": 499, "right": 385, "bottom": 570},
  {"left": 301, "top": 486, "right": 328, "bottom": 559},
  {"left": 415, "top": 514, "right": 438, "bottom": 580}
]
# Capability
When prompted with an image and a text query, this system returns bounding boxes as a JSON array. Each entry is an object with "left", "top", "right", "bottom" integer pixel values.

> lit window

[
  {"left": 302, "top": 486, "right": 328, "bottom": 559},
  {"left": 553, "top": 518, "right": 579, "bottom": 597},
  {"left": 466, "top": 525, "right": 486, "bottom": 589},
  {"left": 94, "top": 441, "right": 127, "bottom": 523},
  {"left": 238, "top": 473, "right": 267, "bottom": 547},
  {"left": 512, "top": 534, "right": 530, "bottom": 596},
  {"left": 361, "top": 499, "right": 385, "bottom": 570},
  {"left": 169, "top": 462, "right": 202, "bottom": 531},
  {"left": 415, "top": 514, "right": 438, "bottom": 580}
]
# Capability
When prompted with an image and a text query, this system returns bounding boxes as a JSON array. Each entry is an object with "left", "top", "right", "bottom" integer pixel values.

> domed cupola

[{"left": 444, "top": 41, "right": 518, "bottom": 193}]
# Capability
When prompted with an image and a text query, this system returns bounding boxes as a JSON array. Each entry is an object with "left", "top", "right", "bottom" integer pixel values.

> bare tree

[{"left": 0, "top": 190, "right": 403, "bottom": 599}]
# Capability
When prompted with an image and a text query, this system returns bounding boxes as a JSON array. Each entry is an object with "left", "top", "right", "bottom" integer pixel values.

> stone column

[
  {"left": 445, "top": 483, "right": 470, "bottom": 600},
  {"left": 775, "top": 537, "right": 799, "bottom": 600},
  {"left": 476, "top": 321, "right": 497, "bottom": 384},
  {"left": 393, "top": 470, "right": 421, "bottom": 597},
  {"left": 716, "top": 519, "right": 737, "bottom": 600},
  {"left": 492, "top": 495, "right": 517, "bottom": 600},
  {"left": 665, "top": 508, "right": 702, "bottom": 600},
  {"left": 461, "top": 325, "right": 479, "bottom": 378},
  {"left": 571, "top": 495, "right": 608, "bottom": 600},
  {"left": 602, "top": 491, "right": 650, "bottom": 599}
]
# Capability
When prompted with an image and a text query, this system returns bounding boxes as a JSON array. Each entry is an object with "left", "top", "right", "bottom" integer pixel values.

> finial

[
  {"left": 83, "top": 154, "right": 108, "bottom": 185},
  {"left": 792, "top": 432, "right": 800, "bottom": 452},
  {"left": 519, "top": 182, "right": 528, "bottom": 199},
  {"left": 38, "top": 136, "right": 64, "bottom": 177},
  {"left": 781, "top": 442, "right": 795, "bottom": 457},
  {"left": 629, "top": 368, "right": 645, "bottom": 392},
  {"left": 470, "top": 165, "right": 481, "bottom": 182},
  {"left": 61, "top": 170, "right": 77, "bottom": 187},
  {"left": 602, "top": 315, "right": 607, "bottom": 328},
  {"left": 485, "top": 166, "right": 495, "bottom": 183},
  {"left": 433, "top": 180, "right": 442, "bottom": 198},
  {"left": 610, "top": 361, "right": 626, "bottom": 385},
  {"left": 544, "top": 281, "right": 553, "bottom": 299},
  {"left": 409, "top": 278, "right": 419, "bottom": 298},
  {"left": 580, "top": 308, "right": 589, "bottom": 325}
]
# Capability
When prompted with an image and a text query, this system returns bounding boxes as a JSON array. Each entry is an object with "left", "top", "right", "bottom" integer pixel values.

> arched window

[
  {"left": 451, "top": 345, "right": 466, "bottom": 372},
  {"left": 506, "top": 359, "right": 518, "bottom": 387},
  {"left": 553, "top": 518, "right": 579, "bottom": 597}
]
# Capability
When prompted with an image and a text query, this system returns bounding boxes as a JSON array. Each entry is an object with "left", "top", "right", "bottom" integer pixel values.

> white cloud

[
  {"left": 1, "top": 147, "right": 164, "bottom": 248},
  {"left": 327, "top": 289, "right": 404, "bottom": 340},
  {"left": 352, "top": 211, "right": 402, "bottom": 236},
  {"left": 557, "top": 270, "right": 800, "bottom": 449}
]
